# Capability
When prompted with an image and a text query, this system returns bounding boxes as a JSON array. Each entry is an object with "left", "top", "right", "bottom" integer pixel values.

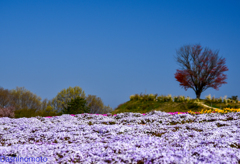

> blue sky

[{"left": 1, "top": 0, "right": 240, "bottom": 109}]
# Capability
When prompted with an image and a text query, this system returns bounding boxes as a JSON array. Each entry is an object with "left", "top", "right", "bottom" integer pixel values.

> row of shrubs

[
  {"left": 129, "top": 94, "right": 197, "bottom": 103},
  {"left": 0, "top": 106, "right": 61, "bottom": 118},
  {"left": 129, "top": 94, "right": 239, "bottom": 104},
  {"left": 205, "top": 94, "right": 239, "bottom": 104}
]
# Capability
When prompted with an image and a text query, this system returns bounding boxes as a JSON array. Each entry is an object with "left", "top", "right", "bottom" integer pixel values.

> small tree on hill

[
  {"left": 174, "top": 44, "right": 229, "bottom": 99},
  {"left": 62, "top": 96, "right": 89, "bottom": 114}
]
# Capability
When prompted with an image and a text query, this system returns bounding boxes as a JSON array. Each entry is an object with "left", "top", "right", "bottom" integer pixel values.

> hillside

[{"left": 111, "top": 94, "right": 209, "bottom": 114}]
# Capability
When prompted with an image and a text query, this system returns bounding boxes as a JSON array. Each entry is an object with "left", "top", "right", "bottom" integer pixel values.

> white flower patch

[{"left": 0, "top": 112, "right": 240, "bottom": 163}]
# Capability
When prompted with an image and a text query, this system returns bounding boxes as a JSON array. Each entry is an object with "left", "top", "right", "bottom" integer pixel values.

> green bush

[
  {"left": 130, "top": 94, "right": 159, "bottom": 102},
  {"left": 211, "top": 96, "right": 216, "bottom": 103},
  {"left": 157, "top": 95, "right": 163, "bottom": 102},
  {"left": 36, "top": 106, "right": 60, "bottom": 117},
  {"left": 130, "top": 95, "right": 135, "bottom": 101},
  {"left": 162, "top": 95, "right": 169, "bottom": 102},
  {"left": 166, "top": 94, "right": 173, "bottom": 102},
  {"left": 218, "top": 97, "right": 223, "bottom": 103},
  {"left": 173, "top": 96, "right": 178, "bottom": 102},
  {"left": 205, "top": 94, "right": 211, "bottom": 103},
  {"left": 14, "top": 108, "right": 38, "bottom": 118},
  {"left": 148, "top": 94, "right": 157, "bottom": 101},
  {"left": 229, "top": 95, "right": 238, "bottom": 101},
  {"left": 62, "top": 96, "right": 90, "bottom": 114},
  {"left": 186, "top": 96, "right": 191, "bottom": 103},
  {"left": 177, "top": 95, "right": 185, "bottom": 102}
]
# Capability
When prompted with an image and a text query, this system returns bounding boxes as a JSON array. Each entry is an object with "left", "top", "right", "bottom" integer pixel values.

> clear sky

[{"left": 1, "top": 0, "right": 240, "bottom": 109}]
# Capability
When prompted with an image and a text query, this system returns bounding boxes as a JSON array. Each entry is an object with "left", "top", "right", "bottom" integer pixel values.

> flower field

[{"left": 0, "top": 111, "right": 240, "bottom": 164}]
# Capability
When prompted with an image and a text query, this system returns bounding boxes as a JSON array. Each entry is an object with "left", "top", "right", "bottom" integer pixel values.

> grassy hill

[{"left": 111, "top": 94, "right": 211, "bottom": 114}]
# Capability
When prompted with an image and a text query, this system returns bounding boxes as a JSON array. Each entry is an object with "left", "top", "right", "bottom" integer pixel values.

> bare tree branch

[{"left": 174, "top": 44, "right": 228, "bottom": 99}]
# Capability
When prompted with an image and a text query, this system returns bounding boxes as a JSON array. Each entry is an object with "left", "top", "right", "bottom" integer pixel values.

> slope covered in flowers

[{"left": 0, "top": 111, "right": 240, "bottom": 164}]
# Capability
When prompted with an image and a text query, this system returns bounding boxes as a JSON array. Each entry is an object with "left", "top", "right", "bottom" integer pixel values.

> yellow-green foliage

[
  {"left": 156, "top": 94, "right": 174, "bottom": 102},
  {"left": 130, "top": 95, "right": 135, "bottom": 101},
  {"left": 179, "top": 96, "right": 185, "bottom": 102},
  {"left": 130, "top": 94, "right": 157, "bottom": 102},
  {"left": 211, "top": 95, "right": 216, "bottom": 103},
  {"left": 10, "top": 87, "right": 42, "bottom": 111},
  {"left": 186, "top": 96, "right": 191, "bottom": 102},
  {"left": 36, "top": 105, "right": 60, "bottom": 117},
  {"left": 52, "top": 86, "right": 86, "bottom": 113},
  {"left": 129, "top": 94, "right": 141, "bottom": 101},
  {"left": 218, "top": 97, "right": 223, "bottom": 103},
  {"left": 205, "top": 95, "right": 233, "bottom": 104},
  {"left": 224, "top": 97, "right": 229, "bottom": 104},
  {"left": 205, "top": 94, "right": 211, "bottom": 102},
  {"left": 157, "top": 95, "right": 163, "bottom": 102},
  {"left": 174, "top": 95, "right": 186, "bottom": 102},
  {"left": 148, "top": 94, "right": 157, "bottom": 101},
  {"left": 167, "top": 94, "right": 173, "bottom": 102}
]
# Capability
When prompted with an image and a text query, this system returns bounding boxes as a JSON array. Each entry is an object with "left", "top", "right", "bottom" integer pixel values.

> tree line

[
  {"left": 0, "top": 44, "right": 232, "bottom": 118},
  {"left": 0, "top": 86, "right": 113, "bottom": 118}
]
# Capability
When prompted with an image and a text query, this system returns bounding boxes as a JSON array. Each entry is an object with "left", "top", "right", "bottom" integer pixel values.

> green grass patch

[
  {"left": 203, "top": 101, "right": 240, "bottom": 109},
  {"left": 111, "top": 99, "right": 209, "bottom": 114}
]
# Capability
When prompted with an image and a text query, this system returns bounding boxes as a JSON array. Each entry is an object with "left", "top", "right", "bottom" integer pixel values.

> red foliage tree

[{"left": 174, "top": 44, "right": 229, "bottom": 99}]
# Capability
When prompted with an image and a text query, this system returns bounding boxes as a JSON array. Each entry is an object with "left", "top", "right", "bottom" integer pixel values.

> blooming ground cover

[{"left": 0, "top": 111, "right": 240, "bottom": 164}]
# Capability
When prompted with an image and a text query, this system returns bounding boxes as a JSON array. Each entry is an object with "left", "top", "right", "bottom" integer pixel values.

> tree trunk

[{"left": 196, "top": 90, "right": 201, "bottom": 99}]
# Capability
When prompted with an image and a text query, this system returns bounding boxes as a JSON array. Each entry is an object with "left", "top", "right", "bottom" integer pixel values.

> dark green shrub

[
  {"left": 130, "top": 94, "right": 140, "bottom": 101},
  {"left": 62, "top": 96, "right": 90, "bottom": 114},
  {"left": 218, "top": 97, "right": 223, "bottom": 103},
  {"left": 163, "top": 96, "right": 168, "bottom": 102},
  {"left": 229, "top": 96, "right": 238, "bottom": 101},
  {"left": 142, "top": 94, "right": 149, "bottom": 102},
  {"left": 148, "top": 94, "right": 157, "bottom": 101},
  {"left": 14, "top": 108, "right": 38, "bottom": 118},
  {"left": 157, "top": 95, "right": 163, "bottom": 102}
]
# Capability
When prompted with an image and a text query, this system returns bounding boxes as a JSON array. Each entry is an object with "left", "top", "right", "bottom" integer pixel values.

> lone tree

[
  {"left": 174, "top": 44, "right": 229, "bottom": 99},
  {"left": 62, "top": 96, "right": 90, "bottom": 114}
]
